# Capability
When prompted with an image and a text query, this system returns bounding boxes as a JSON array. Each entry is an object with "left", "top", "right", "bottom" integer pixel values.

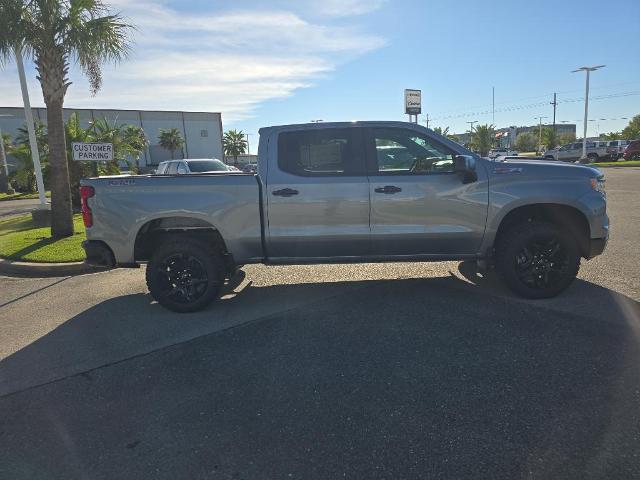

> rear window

[
  {"left": 187, "top": 160, "right": 228, "bottom": 172},
  {"left": 277, "top": 128, "right": 364, "bottom": 176}
]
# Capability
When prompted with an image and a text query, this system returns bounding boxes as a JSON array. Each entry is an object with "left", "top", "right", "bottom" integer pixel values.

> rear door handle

[
  {"left": 272, "top": 188, "right": 299, "bottom": 197},
  {"left": 374, "top": 185, "right": 402, "bottom": 194}
]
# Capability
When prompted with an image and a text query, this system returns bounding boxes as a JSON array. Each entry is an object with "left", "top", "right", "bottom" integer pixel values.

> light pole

[
  {"left": 572, "top": 65, "right": 605, "bottom": 161},
  {"left": 534, "top": 116, "right": 548, "bottom": 153},
  {"left": 0, "top": 114, "right": 12, "bottom": 193},
  {"left": 15, "top": 47, "right": 47, "bottom": 208}
]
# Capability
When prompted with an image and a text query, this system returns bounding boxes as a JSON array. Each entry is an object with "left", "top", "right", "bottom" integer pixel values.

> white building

[{"left": 0, "top": 107, "right": 223, "bottom": 170}]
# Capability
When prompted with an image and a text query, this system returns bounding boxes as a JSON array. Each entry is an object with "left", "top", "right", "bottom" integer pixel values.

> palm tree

[
  {"left": 0, "top": 0, "right": 132, "bottom": 238},
  {"left": 432, "top": 126, "right": 450, "bottom": 137},
  {"left": 470, "top": 124, "right": 496, "bottom": 157},
  {"left": 223, "top": 129, "right": 247, "bottom": 165},
  {"left": 158, "top": 128, "right": 184, "bottom": 159},
  {"left": 121, "top": 125, "right": 148, "bottom": 172}
]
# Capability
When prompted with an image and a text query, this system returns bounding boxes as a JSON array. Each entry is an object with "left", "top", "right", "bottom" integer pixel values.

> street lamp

[
  {"left": 0, "top": 114, "right": 12, "bottom": 193},
  {"left": 534, "top": 116, "right": 548, "bottom": 153},
  {"left": 572, "top": 65, "right": 605, "bottom": 161}
]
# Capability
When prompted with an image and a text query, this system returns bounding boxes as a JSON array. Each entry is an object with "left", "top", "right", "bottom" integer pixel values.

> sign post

[
  {"left": 404, "top": 89, "right": 421, "bottom": 123},
  {"left": 72, "top": 143, "right": 114, "bottom": 161}
]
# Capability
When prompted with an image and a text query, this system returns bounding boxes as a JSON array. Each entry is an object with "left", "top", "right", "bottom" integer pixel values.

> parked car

[
  {"left": 81, "top": 121, "right": 608, "bottom": 312},
  {"left": 495, "top": 156, "right": 547, "bottom": 162},
  {"left": 488, "top": 147, "right": 518, "bottom": 159},
  {"left": 623, "top": 140, "right": 640, "bottom": 160},
  {"left": 544, "top": 141, "right": 609, "bottom": 162},
  {"left": 606, "top": 140, "right": 630, "bottom": 160},
  {"left": 242, "top": 163, "right": 258, "bottom": 173},
  {"left": 155, "top": 159, "right": 232, "bottom": 174}
]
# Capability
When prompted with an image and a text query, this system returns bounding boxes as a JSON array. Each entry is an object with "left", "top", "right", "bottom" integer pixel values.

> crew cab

[{"left": 81, "top": 122, "right": 609, "bottom": 312}]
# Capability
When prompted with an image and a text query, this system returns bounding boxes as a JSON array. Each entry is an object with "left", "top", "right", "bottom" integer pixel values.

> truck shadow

[
  {"left": 1, "top": 267, "right": 638, "bottom": 398},
  {"left": 1, "top": 268, "right": 639, "bottom": 478}
]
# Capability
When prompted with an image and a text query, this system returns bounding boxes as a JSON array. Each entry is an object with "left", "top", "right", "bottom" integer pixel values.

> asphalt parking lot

[{"left": 1, "top": 168, "right": 639, "bottom": 479}]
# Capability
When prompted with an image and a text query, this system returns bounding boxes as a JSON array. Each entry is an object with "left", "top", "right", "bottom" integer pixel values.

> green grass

[
  {"left": 594, "top": 160, "right": 640, "bottom": 167},
  {"left": 0, "top": 191, "right": 51, "bottom": 201},
  {"left": 517, "top": 152, "right": 539, "bottom": 157},
  {"left": 0, "top": 213, "right": 86, "bottom": 263}
]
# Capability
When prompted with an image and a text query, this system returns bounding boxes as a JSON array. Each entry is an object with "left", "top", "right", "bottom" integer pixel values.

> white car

[
  {"left": 488, "top": 148, "right": 518, "bottom": 159},
  {"left": 155, "top": 159, "right": 233, "bottom": 174}
]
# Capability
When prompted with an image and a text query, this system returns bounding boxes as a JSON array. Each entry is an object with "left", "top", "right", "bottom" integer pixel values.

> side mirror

[{"left": 454, "top": 155, "right": 477, "bottom": 184}]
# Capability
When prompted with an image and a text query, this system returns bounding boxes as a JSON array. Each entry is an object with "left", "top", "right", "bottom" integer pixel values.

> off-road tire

[
  {"left": 146, "top": 236, "right": 224, "bottom": 313},
  {"left": 495, "top": 221, "right": 580, "bottom": 299}
]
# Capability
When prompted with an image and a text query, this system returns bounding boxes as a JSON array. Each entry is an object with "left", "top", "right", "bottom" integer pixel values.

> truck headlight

[{"left": 590, "top": 177, "right": 606, "bottom": 196}]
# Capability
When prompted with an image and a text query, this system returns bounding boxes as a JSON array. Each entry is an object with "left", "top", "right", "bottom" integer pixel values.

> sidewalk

[{"left": 0, "top": 198, "right": 49, "bottom": 219}]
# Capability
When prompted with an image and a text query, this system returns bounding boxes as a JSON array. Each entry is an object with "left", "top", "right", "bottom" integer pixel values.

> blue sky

[{"left": 0, "top": 0, "right": 638, "bottom": 151}]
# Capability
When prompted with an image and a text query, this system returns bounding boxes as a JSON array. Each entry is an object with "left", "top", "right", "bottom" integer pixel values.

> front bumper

[
  {"left": 587, "top": 235, "right": 608, "bottom": 259},
  {"left": 82, "top": 240, "right": 116, "bottom": 267}
]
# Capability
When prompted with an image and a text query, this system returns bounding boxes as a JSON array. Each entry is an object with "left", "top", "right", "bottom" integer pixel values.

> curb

[
  {"left": 596, "top": 164, "right": 640, "bottom": 168},
  {"left": 0, "top": 258, "right": 110, "bottom": 278}
]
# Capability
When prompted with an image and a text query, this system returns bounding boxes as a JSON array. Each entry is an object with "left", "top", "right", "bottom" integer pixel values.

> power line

[{"left": 427, "top": 91, "right": 640, "bottom": 121}]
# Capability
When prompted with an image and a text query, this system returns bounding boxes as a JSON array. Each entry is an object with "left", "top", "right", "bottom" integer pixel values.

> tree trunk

[{"left": 46, "top": 99, "right": 74, "bottom": 238}]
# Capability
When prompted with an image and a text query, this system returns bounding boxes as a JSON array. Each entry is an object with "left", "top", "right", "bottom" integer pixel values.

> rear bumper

[{"left": 82, "top": 240, "right": 116, "bottom": 267}]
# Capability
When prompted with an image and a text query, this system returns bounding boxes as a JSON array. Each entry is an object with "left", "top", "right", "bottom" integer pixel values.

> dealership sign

[
  {"left": 404, "top": 89, "right": 421, "bottom": 115},
  {"left": 72, "top": 142, "right": 113, "bottom": 161}
]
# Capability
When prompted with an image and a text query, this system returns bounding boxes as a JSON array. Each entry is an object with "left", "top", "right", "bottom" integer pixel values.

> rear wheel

[
  {"left": 146, "top": 236, "right": 224, "bottom": 312},
  {"left": 495, "top": 221, "right": 580, "bottom": 299},
  {"left": 587, "top": 153, "right": 599, "bottom": 163}
]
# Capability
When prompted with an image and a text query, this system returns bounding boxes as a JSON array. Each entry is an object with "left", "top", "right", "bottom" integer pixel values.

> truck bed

[{"left": 81, "top": 173, "right": 263, "bottom": 265}]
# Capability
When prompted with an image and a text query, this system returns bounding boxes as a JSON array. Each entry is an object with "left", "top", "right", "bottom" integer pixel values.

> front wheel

[
  {"left": 146, "top": 236, "right": 224, "bottom": 312},
  {"left": 495, "top": 221, "right": 580, "bottom": 299}
]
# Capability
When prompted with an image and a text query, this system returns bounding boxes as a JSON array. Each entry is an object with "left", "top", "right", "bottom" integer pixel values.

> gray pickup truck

[{"left": 81, "top": 121, "right": 608, "bottom": 312}]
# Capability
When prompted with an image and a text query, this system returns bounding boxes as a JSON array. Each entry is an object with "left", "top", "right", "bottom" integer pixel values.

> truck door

[
  {"left": 364, "top": 127, "right": 488, "bottom": 256},
  {"left": 265, "top": 127, "right": 371, "bottom": 259}
]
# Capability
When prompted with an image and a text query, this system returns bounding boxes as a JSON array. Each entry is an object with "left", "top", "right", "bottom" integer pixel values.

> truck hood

[{"left": 500, "top": 159, "right": 602, "bottom": 177}]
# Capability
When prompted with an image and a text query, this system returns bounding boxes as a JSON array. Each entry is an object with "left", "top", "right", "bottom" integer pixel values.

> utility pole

[
  {"left": 534, "top": 116, "right": 548, "bottom": 153},
  {"left": 15, "top": 48, "right": 47, "bottom": 208},
  {"left": 425, "top": 114, "right": 430, "bottom": 128},
  {"left": 466, "top": 120, "right": 477, "bottom": 146},
  {"left": 550, "top": 93, "right": 557, "bottom": 133},
  {"left": 572, "top": 65, "right": 605, "bottom": 161}
]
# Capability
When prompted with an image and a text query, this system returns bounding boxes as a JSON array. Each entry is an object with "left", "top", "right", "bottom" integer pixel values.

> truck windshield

[{"left": 186, "top": 160, "right": 229, "bottom": 172}]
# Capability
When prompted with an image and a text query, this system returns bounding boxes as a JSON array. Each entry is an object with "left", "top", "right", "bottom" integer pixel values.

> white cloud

[
  {"left": 307, "top": 0, "right": 386, "bottom": 17},
  {"left": 0, "top": 0, "right": 385, "bottom": 122}
]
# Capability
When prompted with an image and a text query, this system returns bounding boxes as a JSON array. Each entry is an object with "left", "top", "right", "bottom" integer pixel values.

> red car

[{"left": 623, "top": 140, "right": 640, "bottom": 160}]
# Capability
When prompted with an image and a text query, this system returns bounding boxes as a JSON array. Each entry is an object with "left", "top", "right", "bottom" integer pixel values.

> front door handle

[
  {"left": 272, "top": 188, "right": 299, "bottom": 197},
  {"left": 374, "top": 185, "right": 402, "bottom": 194}
]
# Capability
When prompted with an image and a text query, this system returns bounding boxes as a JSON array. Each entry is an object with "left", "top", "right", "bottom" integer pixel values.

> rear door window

[
  {"left": 166, "top": 162, "right": 178, "bottom": 174},
  {"left": 277, "top": 128, "right": 365, "bottom": 176}
]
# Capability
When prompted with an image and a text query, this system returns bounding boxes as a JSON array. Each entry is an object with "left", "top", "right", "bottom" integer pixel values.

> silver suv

[{"left": 544, "top": 142, "right": 609, "bottom": 162}]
